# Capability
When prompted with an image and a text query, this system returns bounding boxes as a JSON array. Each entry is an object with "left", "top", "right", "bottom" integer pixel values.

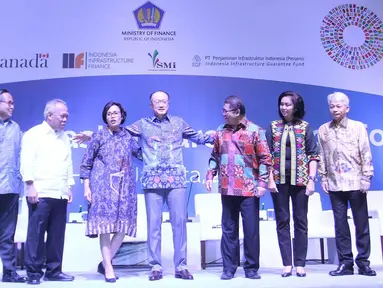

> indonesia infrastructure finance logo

[
  {"left": 148, "top": 49, "right": 176, "bottom": 71},
  {"left": 62, "top": 53, "right": 84, "bottom": 69},
  {"left": 62, "top": 52, "right": 134, "bottom": 70},
  {"left": 320, "top": 4, "right": 383, "bottom": 70}
]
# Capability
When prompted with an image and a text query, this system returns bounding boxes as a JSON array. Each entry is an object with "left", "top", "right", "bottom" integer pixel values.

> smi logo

[
  {"left": 148, "top": 49, "right": 176, "bottom": 71},
  {"left": 0, "top": 54, "right": 49, "bottom": 68}
]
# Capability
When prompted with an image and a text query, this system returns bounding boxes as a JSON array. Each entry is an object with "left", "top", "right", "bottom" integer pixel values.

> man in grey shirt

[{"left": 0, "top": 89, "right": 26, "bottom": 283}]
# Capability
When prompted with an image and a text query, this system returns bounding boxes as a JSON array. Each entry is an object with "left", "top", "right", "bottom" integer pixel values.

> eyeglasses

[
  {"left": 222, "top": 108, "right": 238, "bottom": 115},
  {"left": 0, "top": 101, "right": 14, "bottom": 107},
  {"left": 106, "top": 111, "right": 121, "bottom": 117},
  {"left": 152, "top": 100, "right": 169, "bottom": 105}
]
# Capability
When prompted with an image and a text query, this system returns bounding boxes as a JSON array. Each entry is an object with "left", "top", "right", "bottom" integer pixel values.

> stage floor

[{"left": 2, "top": 265, "right": 383, "bottom": 287}]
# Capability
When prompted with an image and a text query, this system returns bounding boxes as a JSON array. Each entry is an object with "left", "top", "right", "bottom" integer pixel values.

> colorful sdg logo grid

[{"left": 320, "top": 4, "right": 383, "bottom": 70}]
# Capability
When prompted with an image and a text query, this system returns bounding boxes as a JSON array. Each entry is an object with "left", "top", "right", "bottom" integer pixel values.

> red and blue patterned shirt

[{"left": 206, "top": 118, "right": 272, "bottom": 197}]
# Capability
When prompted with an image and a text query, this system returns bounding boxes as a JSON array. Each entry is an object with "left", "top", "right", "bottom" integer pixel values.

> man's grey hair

[
  {"left": 44, "top": 99, "right": 67, "bottom": 118},
  {"left": 327, "top": 92, "right": 350, "bottom": 107}
]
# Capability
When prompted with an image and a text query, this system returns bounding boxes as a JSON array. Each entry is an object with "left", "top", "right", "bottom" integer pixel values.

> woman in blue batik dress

[{"left": 80, "top": 101, "right": 141, "bottom": 282}]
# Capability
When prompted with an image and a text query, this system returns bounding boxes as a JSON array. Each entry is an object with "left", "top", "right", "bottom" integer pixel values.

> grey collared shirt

[{"left": 0, "top": 119, "right": 22, "bottom": 194}]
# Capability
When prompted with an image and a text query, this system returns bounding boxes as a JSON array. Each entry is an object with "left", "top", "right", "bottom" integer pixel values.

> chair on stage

[
  {"left": 361, "top": 190, "right": 383, "bottom": 256},
  {"left": 14, "top": 196, "right": 29, "bottom": 270},
  {"left": 194, "top": 192, "right": 243, "bottom": 269},
  {"left": 306, "top": 192, "right": 335, "bottom": 263},
  {"left": 123, "top": 193, "right": 147, "bottom": 243}
]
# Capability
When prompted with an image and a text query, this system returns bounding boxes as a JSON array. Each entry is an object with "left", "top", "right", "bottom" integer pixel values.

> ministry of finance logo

[
  {"left": 148, "top": 49, "right": 176, "bottom": 71},
  {"left": 134, "top": 1, "right": 164, "bottom": 29},
  {"left": 320, "top": 4, "right": 383, "bottom": 70},
  {"left": 122, "top": 2, "right": 176, "bottom": 42},
  {"left": 62, "top": 52, "right": 134, "bottom": 70}
]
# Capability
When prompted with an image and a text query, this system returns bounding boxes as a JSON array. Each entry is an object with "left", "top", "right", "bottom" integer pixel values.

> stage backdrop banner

[{"left": 0, "top": 0, "right": 382, "bottom": 217}]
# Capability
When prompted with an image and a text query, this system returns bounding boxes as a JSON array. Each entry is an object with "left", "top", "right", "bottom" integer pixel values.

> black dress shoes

[
  {"left": 358, "top": 266, "right": 377, "bottom": 276},
  {"left": 175, "top": 269, "right": 194, "bottom": 280},
  {"left": 149, "top": 270, "right": 163, "bottom": 281},
  {"left": 329, "top": 264, "right": 354, "bottom": 276},
  {"left": 220, "top": 271, "right": 234, "bottom": 280},
  {"left": 27, "top": 278, "right": 40, "bottom": 285},
  {"left": 43, "top": 272, "right": 74, "bottom": 281},
  {"left": 2, "top": 271, "right": 28, "bottom": 283},
  {"left": 245, "top": 270, "right": 261, "bottom": 279}
]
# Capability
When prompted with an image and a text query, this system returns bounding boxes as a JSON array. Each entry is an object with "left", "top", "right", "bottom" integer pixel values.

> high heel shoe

[
  {"left": 281, "top": 267, "right": 293, "bottom": 278},
  {"left": 98, "top": 262, "right": 119, "bottom": 280},
  {"left": 296, "top": 267, "right": 306, "bottom": 277},
  {"left": 104, "top": 276, "right": 117, "bottom": 283}
]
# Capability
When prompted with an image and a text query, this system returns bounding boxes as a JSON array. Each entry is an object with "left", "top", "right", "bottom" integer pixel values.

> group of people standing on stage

[{"left": 0, "top": 88, "right": 376, "bottom": 285}]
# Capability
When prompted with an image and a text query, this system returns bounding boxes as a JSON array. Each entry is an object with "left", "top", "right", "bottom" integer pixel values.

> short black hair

[
  {"left": 0, "top": 89, "right": 9, "bottom": 101},
  {"left": 102, "top": 101, "right": 127, "bottom": 125},
  {"left": 149, "top": 90, "right": 170, "bottom": 101},
  {"left": 224, "top": 95, "right": 246, "bottom": 116},
  {"left": 278, "top": 91, "right": 305, "bottom": 121}
]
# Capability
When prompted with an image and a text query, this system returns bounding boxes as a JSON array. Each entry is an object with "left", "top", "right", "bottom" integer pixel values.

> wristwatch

[{"left": 308, "top": 176, "right": 317, "bottom": 182}]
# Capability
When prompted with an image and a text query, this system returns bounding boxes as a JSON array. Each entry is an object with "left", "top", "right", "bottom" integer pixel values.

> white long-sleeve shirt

[{"left": 20, "top": 121, "right": 75, "bottom": 199}]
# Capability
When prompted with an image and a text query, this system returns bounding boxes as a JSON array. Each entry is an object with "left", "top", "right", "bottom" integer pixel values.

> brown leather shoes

[
  {"left": 175, "top": 269, "right": 194, "bottom": 280},
  {"left": 149, "top": 270, "right": 163, "bottom": 281}
]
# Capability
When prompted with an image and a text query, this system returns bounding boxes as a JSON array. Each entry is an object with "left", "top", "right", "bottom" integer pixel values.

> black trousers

[
  {"left": 329, "top": 191, "right": 370, "bottom": 268},
  {"left": 0, "top": 194, "right": 19, "bottom": 274},
  {"left": 221, "top": 195, "right": 260, "bottom": 274},
  {"left": 271, "top": 184, "right": 308, "bottom": 267},
  {"left": 25, "top": 198, "right": 68, "bottom": 279}
]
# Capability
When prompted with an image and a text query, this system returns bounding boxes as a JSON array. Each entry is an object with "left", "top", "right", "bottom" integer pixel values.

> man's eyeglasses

[
  {"left": 0, "top": 101, "right": 14, "bottom": 107},
  {"left": 152, "top": 100, "right": 169, "bottom": 105},
  {"left": 222, "top": 108, "right": 238, "bottom": 115},
  {"left": 106, "top": 111, "right": 121, "bottom": 117}
]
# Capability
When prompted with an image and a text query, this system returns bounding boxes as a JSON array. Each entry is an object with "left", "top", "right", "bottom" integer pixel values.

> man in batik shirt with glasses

[{"left": 206, "top": 95, "right": 272, "bottom": 281}]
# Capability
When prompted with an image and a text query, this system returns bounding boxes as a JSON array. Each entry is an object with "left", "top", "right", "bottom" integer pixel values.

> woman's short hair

[
  {"left": 102, "top": 101, "right": 127, "bottom": 125},
  {"left": 278, "top": 91, "right": 305, "bottom": 121},
  {"left": 224, "top": 95, "right": 246, "bottom": 116}
]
